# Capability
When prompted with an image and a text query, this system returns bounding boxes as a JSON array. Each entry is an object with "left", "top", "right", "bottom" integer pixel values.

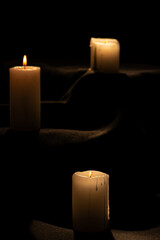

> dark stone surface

[
  {"left": 0, "top": 63, "right": 160, "bottom": 239},
  {"left": 30, "top": 220, "right": 160, "bottom": 240}
]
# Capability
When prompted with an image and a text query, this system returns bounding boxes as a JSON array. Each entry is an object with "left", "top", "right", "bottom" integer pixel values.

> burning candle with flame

[
  {"left": 72, "top": 170, "right": 109, "bottom": 232},
  {"left": 9, "top": 55, "right": 41, "bottom": 131},
  {"left": 23, "top": 55, "right": 27, "bottom": 66},
  {"left": 89, "top": 171, "right": 93, "bottom": 178}
]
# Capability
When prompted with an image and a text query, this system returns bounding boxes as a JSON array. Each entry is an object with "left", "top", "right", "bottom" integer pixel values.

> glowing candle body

[
  {"left": 9, "top": 66, "right": 41, "bottom": 131},
  {"left": 72, "top": 170, "right": 109, "bottom": 232},
  {"left": 90, "top": 38, "right": 120, "bottom": 73}
]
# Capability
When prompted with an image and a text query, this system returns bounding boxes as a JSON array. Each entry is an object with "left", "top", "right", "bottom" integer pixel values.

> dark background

[
  {"left": 0, "top": 2, "right": 160, "bottom": 66},
  {"left": 0, "top": 3, "right": 160, "bottom": 239}
]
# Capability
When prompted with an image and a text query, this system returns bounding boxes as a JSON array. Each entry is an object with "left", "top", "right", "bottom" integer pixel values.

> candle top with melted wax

[
  {"left": 90, "top": 38, "right": 119, "bottom": 47},
  {"left": 11, "top": 66, "right": 40, "bottom": 71},
  {"left": 75, "top": 170, "right": 109, "bottom": 179}
]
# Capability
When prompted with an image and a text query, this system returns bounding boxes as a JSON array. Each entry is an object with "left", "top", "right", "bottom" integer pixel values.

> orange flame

[
  {"left": 23, "top": 55, "right": 27, "bottom": 66},
  {"left": 89, "top": 171, "right": 93, "bottom": 178}
]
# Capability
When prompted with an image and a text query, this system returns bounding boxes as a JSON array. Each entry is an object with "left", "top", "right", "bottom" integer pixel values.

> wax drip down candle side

[
  {"left": 72, "top": 170, "right": 109, "bottom": 233},
  {"left": 90, "top": 38, "right": 120, "bottom": 73}
]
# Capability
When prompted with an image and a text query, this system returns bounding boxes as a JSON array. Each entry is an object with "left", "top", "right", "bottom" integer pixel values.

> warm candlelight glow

[
  {"left": 90, "top": 38, "right": 120, "bottom": 73},
  {"left": 9, "top": 61, "right": 41, "bottom": 131},
  {"left": 23, "top": 55, "right": 27, "bottom": 66},
  {"left": 72, "top": 170, "right": 109, "bottom": 232},
  {"left": 89, "top": 171, "right": 93, "bottom": 178}
]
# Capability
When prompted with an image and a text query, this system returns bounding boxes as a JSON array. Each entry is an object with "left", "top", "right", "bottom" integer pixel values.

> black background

[
  {"left": 0, "top": 2, "right": 160, "bottom": 65},
  {"left": 0, "top": 3, "right": 160, "bottom": 239}
]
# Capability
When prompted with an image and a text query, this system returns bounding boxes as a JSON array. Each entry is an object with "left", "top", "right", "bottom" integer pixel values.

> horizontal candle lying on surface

[
  {"left": 10, "top": 57, "right": 41, "bottom": 131},
  {"left": 72, "top": 170, "right": 109, "bottom": 232},
  {"left": 90, "top": 38, "right": 120, "bottom": 73}
]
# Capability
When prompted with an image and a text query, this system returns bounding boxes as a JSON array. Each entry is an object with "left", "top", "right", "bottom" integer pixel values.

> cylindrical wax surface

[
  {"left": 90, "top": 38, "right": 120, "bottom": 73},
  {"left": 72, "top": 170, "right": 109, "bottom": 232},
  {"left": 10, "top": 66, "right": 41, "bottom": 131}
]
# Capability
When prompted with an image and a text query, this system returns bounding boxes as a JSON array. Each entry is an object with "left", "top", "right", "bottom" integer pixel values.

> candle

[
  {"left": 10, "top": 55, "right": 41, "bottom": 131},
  {"left": 90, "top": 38, "right": 120, "bottom": 73},
  {"left": 72, "top": 170, "right": 109, "bottom": 232}
]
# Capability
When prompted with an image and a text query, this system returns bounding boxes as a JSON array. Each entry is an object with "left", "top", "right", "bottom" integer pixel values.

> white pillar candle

[
  {"left": 9, "top": 56, "right": 41, "bottom": 131},
  {"left": 72, "top": 170, "right": 109, "bottom": 232},
  {"left": 90, "top": 38, "right": 120, "bottom": 73}
]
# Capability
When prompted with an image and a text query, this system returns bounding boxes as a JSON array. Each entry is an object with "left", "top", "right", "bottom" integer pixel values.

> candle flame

[
  {"left": 89, "top": 171, "right": 93, "bottom": 178},
  {"left": 23, "top": 55, "right": 27, "bottom": 66}
]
